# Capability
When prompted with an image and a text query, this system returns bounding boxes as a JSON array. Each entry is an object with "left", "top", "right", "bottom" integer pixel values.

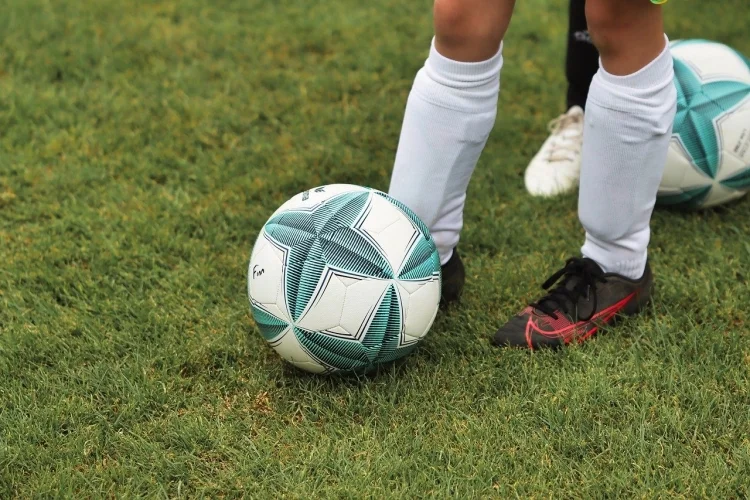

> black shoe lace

[{"left": 530, "top": 258, "right": 607, "bottom": 322}]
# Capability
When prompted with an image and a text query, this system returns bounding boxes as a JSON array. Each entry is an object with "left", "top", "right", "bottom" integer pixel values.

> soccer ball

[
  {"left": 248, "top": 184, "right": 441, "bottom": 374},
  {"left": 658, "top": 39, "right": 750, "bottom": 209}
]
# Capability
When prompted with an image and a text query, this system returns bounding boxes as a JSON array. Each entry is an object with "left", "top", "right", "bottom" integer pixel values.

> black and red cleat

[{"left": 492, "top": 257, "right": 652, "bottom": 349}]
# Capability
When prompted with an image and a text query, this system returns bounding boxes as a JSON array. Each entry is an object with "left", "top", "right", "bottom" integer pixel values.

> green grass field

[{"left": 2, "top": 0, "right": 750, "bottom": 496}]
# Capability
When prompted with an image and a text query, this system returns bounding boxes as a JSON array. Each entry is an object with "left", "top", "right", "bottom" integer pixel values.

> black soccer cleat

[
  {"left": 492, "top": 257, "right": 652, "bottom": 349},
  {"left": 440, "top": 248, "right": 465, "bottom": 307}
]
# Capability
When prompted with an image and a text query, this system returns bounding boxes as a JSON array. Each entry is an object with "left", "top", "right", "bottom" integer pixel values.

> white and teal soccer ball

[
  {"left": 248, "top": 185, "right": 441, "bottom": 374},
  {"left": 658, "top": 39, "right": 750, "bottom": 209}
]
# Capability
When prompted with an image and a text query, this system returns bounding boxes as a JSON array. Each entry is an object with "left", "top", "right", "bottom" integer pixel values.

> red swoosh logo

[{"left": 525, "top": 292, "right": 637, "bottom": 348}]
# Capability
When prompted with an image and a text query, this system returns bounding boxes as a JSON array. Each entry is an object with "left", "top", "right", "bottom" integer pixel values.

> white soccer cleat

[{"left": 524, "top": 106, "right": 584, "bottom": 197}]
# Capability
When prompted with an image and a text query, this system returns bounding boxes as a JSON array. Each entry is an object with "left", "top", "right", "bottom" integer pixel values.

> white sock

[
  {"left": 579, "top": 37, "right": 677, "bottom": 279},
  {"left": 389, "top": 39, "right": 503, "bottom": 265}
]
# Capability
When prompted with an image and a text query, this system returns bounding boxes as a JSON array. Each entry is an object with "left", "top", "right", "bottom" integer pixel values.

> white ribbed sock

[
  {"left": 389, "top": 39, "right": 502, "bottom": 265},
  {"left": 579, "top": 37, "right": 677, "bottom": 279}
]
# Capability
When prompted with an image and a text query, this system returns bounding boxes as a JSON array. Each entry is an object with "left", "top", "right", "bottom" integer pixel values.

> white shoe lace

[{"left": 544, "top": 111, "right": 583, "bottom": 163}]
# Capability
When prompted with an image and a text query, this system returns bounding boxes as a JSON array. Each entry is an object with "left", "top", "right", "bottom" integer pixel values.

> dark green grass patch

[{"left": 1, "top": 0, "right": 749, "bottom": 496}]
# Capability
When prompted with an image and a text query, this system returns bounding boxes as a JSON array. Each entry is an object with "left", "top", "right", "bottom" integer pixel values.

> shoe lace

[
  {"left": 530, "top": 258, "right": 607, "bottom": 322},
  {"left": 545, "top": 112, "right": 583, "bottom": 163}
]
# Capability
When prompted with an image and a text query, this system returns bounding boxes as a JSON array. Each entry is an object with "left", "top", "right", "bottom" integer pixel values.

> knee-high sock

[
  {"left": 388, "top": 39, "right": 502, "bottom": 264},
  {"left": 579, "top": 37, "right": 677, "bottom": 279}
]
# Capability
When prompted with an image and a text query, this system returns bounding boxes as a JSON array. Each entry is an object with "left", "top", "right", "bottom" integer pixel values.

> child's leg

[
  {"left": 388, "top": 0, "right": 515, "bottom": 264},
  {"left": 493, "top": 0, "right": 676, "bottom": 349},
  {"left": 578, "top": 0, "right": 677, "bottom": 278}
]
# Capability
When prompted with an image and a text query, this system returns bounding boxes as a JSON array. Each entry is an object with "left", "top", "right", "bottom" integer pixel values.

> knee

[
  {"left": 585, "top": 0, "right": 658, "bottom": 57},
  {"left": 585, "top": 0, "right": 667, "bottom": 74},
  {"left": 585, "top": 0, "right": 627, "bottom": 55},
  {"left": 433, "top": 0, "right": 509, "bottom": 61}
]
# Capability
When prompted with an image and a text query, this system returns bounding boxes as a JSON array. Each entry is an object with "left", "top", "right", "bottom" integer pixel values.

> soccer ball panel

[
  {"left": 716, "top": 103, "right": 750, "bottom": 181},
  {"left": 248, "top": 234, "right": 290, "bottom": 322},
  {"left": 671, "top": 40, "right": 750, "bottom": 84},
  {"left": 271, "top": 184, "right": 368, "bottom": 217},
  {"left": 360, "top": 194, "right": 420, "bottom": 276},
  {"left": 398, "top": 279, "right": 441, "bottom": 341},
  {"left": 358, "top": 193, "right": 401, "bottom": 234},
  {"left": 339, "top": 278, "right": 392, "bottom": 339},
  {"left": 295, "top": 271, "right": 348, "bottom": 333},
  {"left": 271, "top": 331, "right": 329, "bottom": 374},
  {"left": 701, "top": 183, "right": 746, "bottom": 208},
  {"left": 250, "top": 304, "right": 290, "bottom": 342},
  {"left": 661, "top": 139, "right": 712, "bottom": 193}
]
